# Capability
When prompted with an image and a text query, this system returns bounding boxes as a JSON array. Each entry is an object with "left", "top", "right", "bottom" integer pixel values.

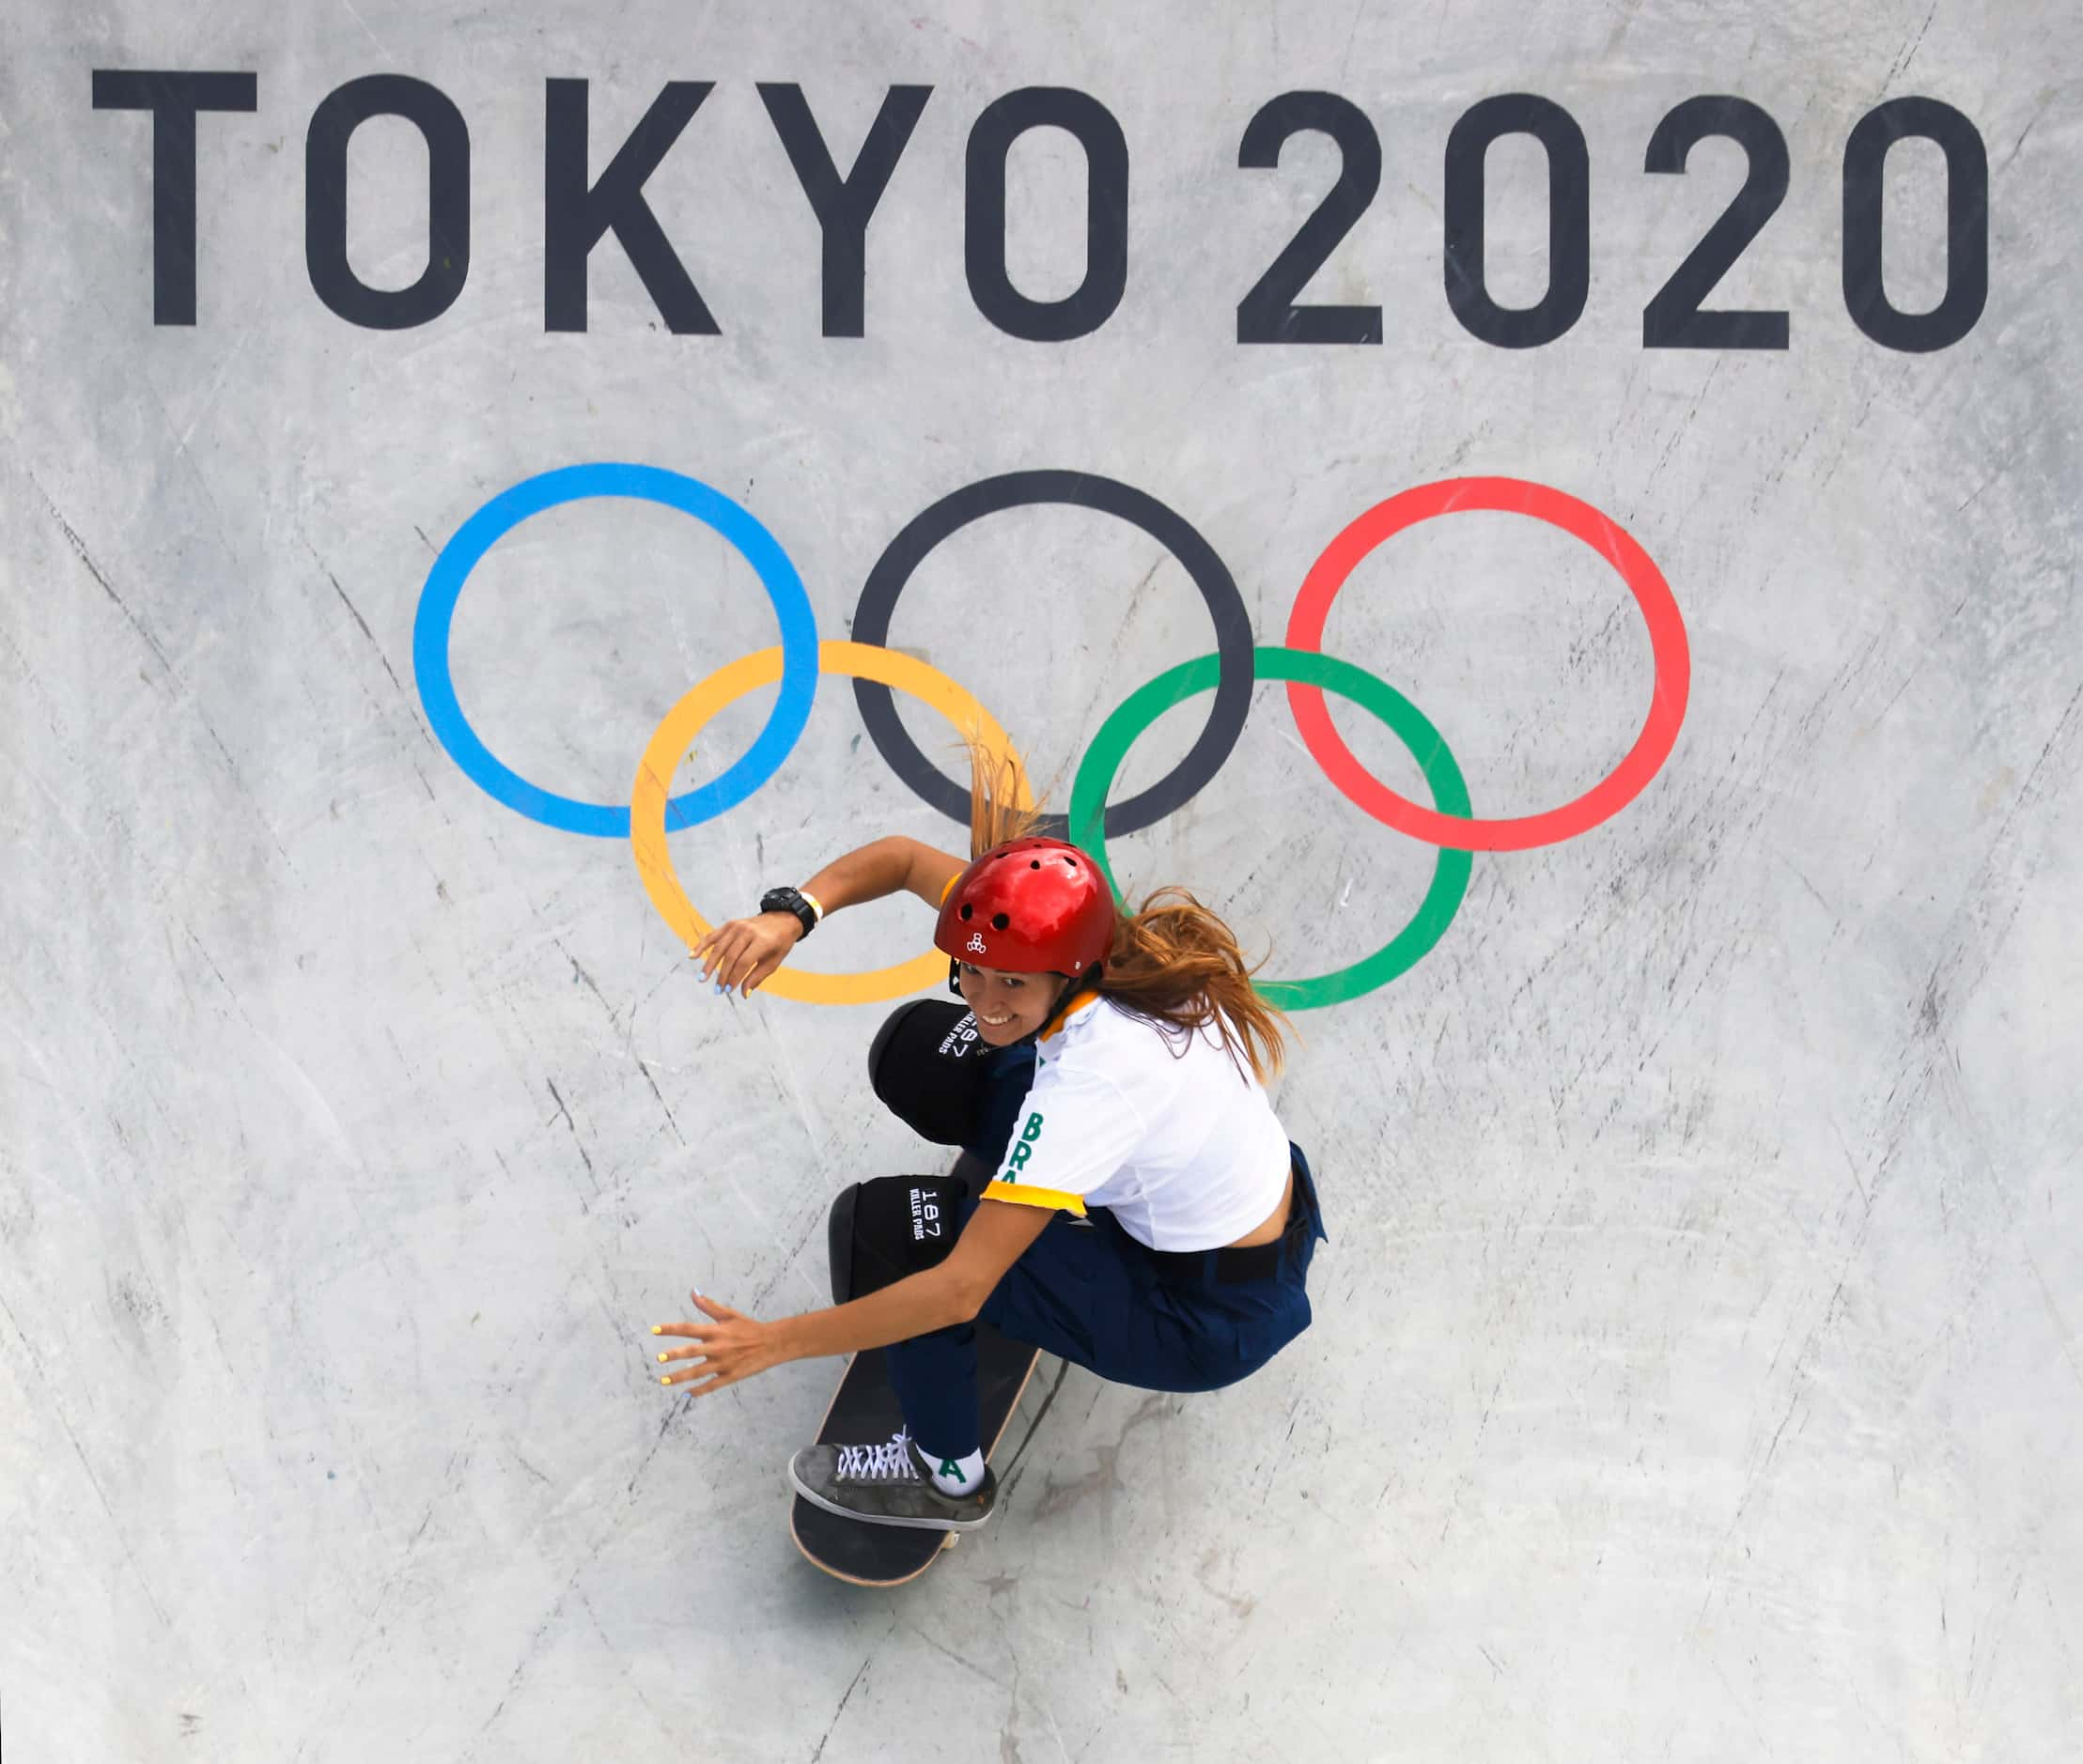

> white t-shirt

[{"left": 980, "top": 993, "right": 1292, "bottom": 1251}]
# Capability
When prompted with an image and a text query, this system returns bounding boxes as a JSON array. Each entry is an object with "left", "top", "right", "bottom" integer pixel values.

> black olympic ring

[{"left": 848, "top": 470, "right": 1255, "bottom": 839}]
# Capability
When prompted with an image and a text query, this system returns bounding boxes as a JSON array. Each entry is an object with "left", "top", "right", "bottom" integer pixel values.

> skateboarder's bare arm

[
  {"left": 691, "top": 836, "right": 968, "bottom": 995},
  {"left": 655, "top": 1200, "right": 1052, "bottom": 1395}
]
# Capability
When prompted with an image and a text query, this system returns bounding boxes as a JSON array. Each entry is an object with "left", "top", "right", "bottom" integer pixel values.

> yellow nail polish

[
  {"left": 660, "top": 1376, "right": 671, "bottom": 1385},
  {"left": 651, "top": 1325, "right": 661, "bottom": 1335},
  {"left": 657, "top": 1353, "right": 667, "bottom": 1363}
]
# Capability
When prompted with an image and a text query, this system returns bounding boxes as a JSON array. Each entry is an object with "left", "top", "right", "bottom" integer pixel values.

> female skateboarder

[{"left": 653, "top": 763, "right": 1326, "bottom": 1532}]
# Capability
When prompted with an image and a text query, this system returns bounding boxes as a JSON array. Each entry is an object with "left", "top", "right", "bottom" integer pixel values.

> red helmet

[{"left": 934, "top": 837, "right": 1116, "bottom": 976}]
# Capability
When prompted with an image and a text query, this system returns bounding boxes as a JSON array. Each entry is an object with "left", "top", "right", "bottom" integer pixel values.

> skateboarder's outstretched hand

[
  {"left": 653, "top": 1292, "right": 784, "bottom": 1396},
  {"left": 691, "top": 911, "right": 802, "bottom": 998}
]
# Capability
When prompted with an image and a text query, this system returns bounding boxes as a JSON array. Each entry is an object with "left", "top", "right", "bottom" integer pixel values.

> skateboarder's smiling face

[{"left": 956, "top": 963, "right": 1069, "bottom": 1046}]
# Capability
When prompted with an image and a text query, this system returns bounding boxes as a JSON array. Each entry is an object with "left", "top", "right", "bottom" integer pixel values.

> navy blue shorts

[{"left": 874, "top": 1010, "right": 1329, "bottom": 1458}]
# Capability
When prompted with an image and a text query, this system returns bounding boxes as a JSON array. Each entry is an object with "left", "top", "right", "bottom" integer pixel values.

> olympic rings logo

[{"left": 412, "top": 463, "right": 1690, "bottom": 1012}]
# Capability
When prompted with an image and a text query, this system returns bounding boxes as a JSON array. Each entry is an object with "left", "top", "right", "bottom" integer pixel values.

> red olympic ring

[{"left": 1282, "top": 476, "right": 1690, "bottom": 852}]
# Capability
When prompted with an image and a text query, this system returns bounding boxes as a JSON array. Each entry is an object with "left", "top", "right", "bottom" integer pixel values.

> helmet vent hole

[
  {"left": 1031, "top": 859, "right": 1041, "bottom": 869},
  {"left": 959, "top": 904, "right": 972, "bottom": 921},
  {"left": 991, "top": 913, "right": 1010, "bottom": 931}
]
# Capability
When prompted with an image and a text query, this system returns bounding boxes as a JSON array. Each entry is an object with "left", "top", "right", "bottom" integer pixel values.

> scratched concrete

[{"left": 3, "top": 2, "right": 2080, "bottom": 1759}]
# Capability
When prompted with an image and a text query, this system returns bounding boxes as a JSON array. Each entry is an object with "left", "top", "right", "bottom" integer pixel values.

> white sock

[{"left": 922, "top": 1445, "right": 985, "bottom": 1495}]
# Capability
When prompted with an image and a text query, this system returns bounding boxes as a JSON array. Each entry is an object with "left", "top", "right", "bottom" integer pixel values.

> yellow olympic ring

[{"left": 630, "top": 641, "right": 1031, "bottom": 1005}]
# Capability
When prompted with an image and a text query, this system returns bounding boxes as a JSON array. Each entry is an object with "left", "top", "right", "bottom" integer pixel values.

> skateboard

[
  {"left": 788, "top": 1324, "right": 1041, "bottom": 1586},
  {"left": 790, "top": 1153, "right": 1042, "bottom": 1586}
]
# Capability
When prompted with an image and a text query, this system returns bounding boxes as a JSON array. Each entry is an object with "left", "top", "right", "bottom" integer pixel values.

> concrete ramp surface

[{"left": 2, "top": 3, "right": 2078, "bottom": 1758}]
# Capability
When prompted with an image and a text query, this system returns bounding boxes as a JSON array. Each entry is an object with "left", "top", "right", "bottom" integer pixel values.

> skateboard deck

[
  {"left": 791, "top": 1150, "right": 1040, "bottom": 1586},
  {"left": 788, "top": 1323, "right": 1040, "bottom": 1586}
]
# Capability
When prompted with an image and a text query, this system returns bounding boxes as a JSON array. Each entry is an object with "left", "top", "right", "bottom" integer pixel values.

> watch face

[{"left": 764, "top": 889, "right": 811, "bottom": 928}]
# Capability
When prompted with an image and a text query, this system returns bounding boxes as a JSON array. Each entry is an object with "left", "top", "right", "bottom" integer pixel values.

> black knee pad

[
  {"left": 827, "top": 1173, "right": 966, "bottom": 1305},
  {"left": 868, "top": 999, "right": 993, "bottom": 1146}
]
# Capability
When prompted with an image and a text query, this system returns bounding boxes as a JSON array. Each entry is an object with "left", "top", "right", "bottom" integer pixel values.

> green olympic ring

[{"left": 1068, "top": 646, "right": 1473, "bottom": 1013}]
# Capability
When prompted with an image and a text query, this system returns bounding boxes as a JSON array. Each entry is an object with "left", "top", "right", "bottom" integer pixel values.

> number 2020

[{"left": 1241, "top": 90, "right": 1987, "bottom": 354}]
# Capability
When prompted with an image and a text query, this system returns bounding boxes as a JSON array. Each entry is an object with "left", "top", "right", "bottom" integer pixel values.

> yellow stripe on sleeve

[
  {"left": 981, "top": 1180, "right": 1088, "bottom": 1217},
  {"left": 940, "top": 873, "right": 958, "bottom": 904}
]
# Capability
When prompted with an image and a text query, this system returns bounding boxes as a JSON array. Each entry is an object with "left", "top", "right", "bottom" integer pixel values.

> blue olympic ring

[{"left": 411, "top": 462, "right": 819, "bottom": 838}]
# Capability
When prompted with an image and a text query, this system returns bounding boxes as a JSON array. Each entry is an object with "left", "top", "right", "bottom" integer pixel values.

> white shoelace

[{"left": 834, "top": 1430, "right": 923, "bottom": 1482}]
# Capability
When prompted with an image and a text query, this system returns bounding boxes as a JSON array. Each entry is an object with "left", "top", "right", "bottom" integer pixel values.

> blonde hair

[
  {"left": 961, "top": 741, "right": 1291, "bottom": 1083},
  {"left": 966, "top": 740, "right": 1044, "bottom": 859}
]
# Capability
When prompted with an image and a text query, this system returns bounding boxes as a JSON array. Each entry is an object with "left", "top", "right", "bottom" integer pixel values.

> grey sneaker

[{"left": 788, "top": 1431, "right": 997, "bottom": 1533}]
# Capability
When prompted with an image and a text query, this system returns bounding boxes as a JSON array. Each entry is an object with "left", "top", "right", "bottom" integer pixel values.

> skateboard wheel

[{"left": 940, "top": 1534, "right": 959, "bottom": 1551}]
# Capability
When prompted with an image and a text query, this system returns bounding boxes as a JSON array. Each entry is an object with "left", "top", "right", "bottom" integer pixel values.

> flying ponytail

[{"left": 1100, "top": 888, "right": 1291, "bottom": 1084}]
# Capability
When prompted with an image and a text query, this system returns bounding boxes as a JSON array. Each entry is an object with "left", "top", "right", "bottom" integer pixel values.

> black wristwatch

[{"left": 760, "top": 886, "right": 819, "bottom": 940}]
